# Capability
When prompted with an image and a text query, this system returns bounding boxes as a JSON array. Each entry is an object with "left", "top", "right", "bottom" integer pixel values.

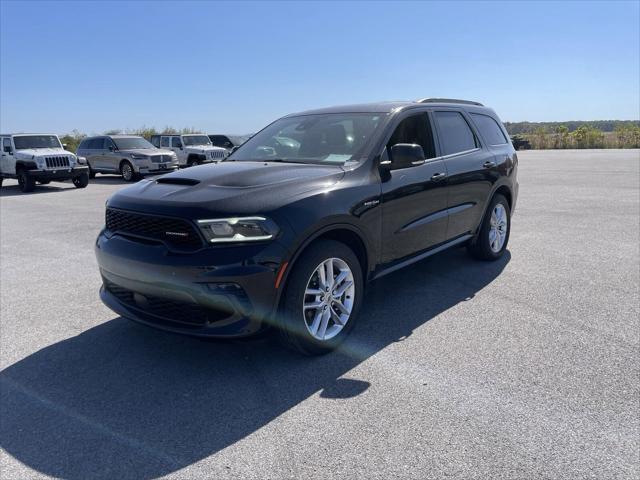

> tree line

[{"left": 59, "top": 126, "right": 203, "bottom": 152}]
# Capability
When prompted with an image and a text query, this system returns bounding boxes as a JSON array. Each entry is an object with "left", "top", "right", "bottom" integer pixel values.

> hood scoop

[{"left": 156, "top": 177, "right": 200, "bottom": 186}]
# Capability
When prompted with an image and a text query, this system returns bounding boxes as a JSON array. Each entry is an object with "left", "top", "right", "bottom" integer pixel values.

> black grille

[
  {"left": 103, "top": 279, "right": 229, "bottom": 326},
  {"left": 105, "top": 208, "right": 203, "bottom": 250},
  {"left": 45, "top": 156, "right": 70, "bottom": 168}
]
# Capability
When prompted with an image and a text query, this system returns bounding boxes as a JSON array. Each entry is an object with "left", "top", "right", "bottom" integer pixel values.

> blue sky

[{"left": 1, "top": 0, "right": 638, "bottom": 135}]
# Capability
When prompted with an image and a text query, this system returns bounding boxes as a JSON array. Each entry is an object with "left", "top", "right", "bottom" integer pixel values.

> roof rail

[{"left": 416, "top": 98, "right": 484, "bottom": 106}]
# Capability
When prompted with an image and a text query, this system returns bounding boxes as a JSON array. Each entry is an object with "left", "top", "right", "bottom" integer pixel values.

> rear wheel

[
  {"left": 278, "top": 240, "right": 363, "bottom": 355},
  {"left": 73, "top": 172, "right": 89, "bottom": 188},
  {"left": 17, "top": 171, "right": 35, "bottom": 193},
  {"left": 120, "top": 161, "right": 136, "bottom": 182},
  {"left": 468, "top": 193, "right": 510, "bottom": 260}
]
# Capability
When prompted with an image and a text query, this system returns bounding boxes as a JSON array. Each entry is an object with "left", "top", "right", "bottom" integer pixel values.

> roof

[
  {"left": 285, "top": 99, "right": 489, "bottom": 116},
  {"left": 1, "top": 133, "right": 59, "bottom": 136}
]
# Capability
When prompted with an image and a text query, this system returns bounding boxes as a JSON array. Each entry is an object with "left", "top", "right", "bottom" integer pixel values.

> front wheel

[
  {"left": 468, "top": 193, "right": 511, "bottom": 260},
  {"left": 120, "top": 161, "right": 136, "bottom": 182},
  {"left": 278, "top": 240, "right": 363, "bottom": 355},
  {"left": 17, "top": 171, "right": 35, "bottom": 193},
  {"left": 73, "top": 172, "right": 89, "bottom": 188}
]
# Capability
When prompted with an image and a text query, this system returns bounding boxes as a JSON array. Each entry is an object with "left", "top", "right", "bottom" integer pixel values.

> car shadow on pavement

[
  {"left": 0, "top": 183, "right": 78, "bottom": 197},
  {"left": 0, "top": 248, "right": 509, "bottom": 479}
]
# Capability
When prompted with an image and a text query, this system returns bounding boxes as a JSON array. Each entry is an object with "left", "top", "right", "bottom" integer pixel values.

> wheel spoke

[
  {"left": 317, "top": 264, "right": 327, "bottom": 289},
  {"left": 304, "top": 301, "right": 323, "bottom": 310},
  {"left": 325, "top": 260, "right": 334, "bottom": 288},
  {"left": 309, "top": 309, "right": 322, "bottom": 335},
  {"left": 305, "top": 288, "right": 323, "bottom": 296},
  {"left": 333, "top": 280, "right": 353, "bottom": 298},
  {"left": 331, "top": 308, "right": 345, "bottom": 325},
  {"left": 333, "top": 300, "right": 350, "bottom": 316},
  {"left": 333, "top": 270, "right": 349, "bottom": 289},
  {"left": 317, "top": 308, "right": 330, "bottom": 339}
]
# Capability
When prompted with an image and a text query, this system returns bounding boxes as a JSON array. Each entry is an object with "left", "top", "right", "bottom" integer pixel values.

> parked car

[
  {"left": 510, "top": 135, "right": 531, "bottom": 150},
  {"left": 77, "top": 135, "right": 178, "bottom": 181},
  {"left": 208, "top": 134, "right": 251, "bottom": 153},
  {"left": 96, "top": 98, "right": 518, "bottom": 354},
  {"left": 0, "top": 133, "right": 89, "bottom": 192},
  {"left": 149, "top": 134, "right": 227, "bottom": 167}
]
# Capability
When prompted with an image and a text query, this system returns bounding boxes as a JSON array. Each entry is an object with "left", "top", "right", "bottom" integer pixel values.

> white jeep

[
  {"left": 0, "top": 133, "right": 90, "bottom": 192},
  {"left": 150, "top": 134, "right": 227, "bottom": 167}
]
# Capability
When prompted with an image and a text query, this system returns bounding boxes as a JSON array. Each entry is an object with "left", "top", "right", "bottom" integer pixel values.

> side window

[
  {"left": 89, "top": 138, "right": 104, "bottom": 149},
  {"left": 150, "top": 136, "right": 160, "bottom": 148},
  {"left": 3, "top": 137, "right": 12, "bottom": 152},
  {"left": 104, "top": 138, "right": 116, "bottom": 150},
  {"left": 160, "top": 136, "right": 170, "bottom": 147},
  {"left": 470, "top": 113, "right": 508, "bottom": 145},
  {"left": 78, "top": 139, "right": 88, "bottom": 150},
  {"left": 209, "top": 135, "right": 225, "bottom": 147},
  {"left": 172, "top": 136, "right": 182, "bottom": 148},
  {"left": 386, "top": 113, "right": 436, "bottom": 160},
  {"left": 434, "top": 111, "right": 478, "bottom": 156}
]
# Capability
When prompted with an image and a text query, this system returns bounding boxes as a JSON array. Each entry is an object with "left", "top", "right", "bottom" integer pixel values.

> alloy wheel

[
  {"left": 303, "top": 257, "right": 355, "bottom": 341},
  {"left": 489, "top": 203, "right": 508, "bottom": 253}
]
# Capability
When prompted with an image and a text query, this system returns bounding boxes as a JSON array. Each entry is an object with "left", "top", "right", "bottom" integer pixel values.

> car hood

[
  {"left": 119, "top": 148, "right": 173, "bottom": 156},
  {"left": 15, "top": 148, "right": 75, "bottom": 158},
  {"left": 107, "top": 161, "right": 345, "bottom": 218}
]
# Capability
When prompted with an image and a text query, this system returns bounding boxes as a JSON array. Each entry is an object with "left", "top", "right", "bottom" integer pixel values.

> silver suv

[{"left": 77, "top": 135, "right": 178, "bottom": 181}]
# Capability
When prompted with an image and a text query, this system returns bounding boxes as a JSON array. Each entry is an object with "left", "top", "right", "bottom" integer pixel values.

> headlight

[
  {"left": 36, "top": 157, "right": 45, "bottom": 167},
  {"left": 130, "top": 153, "right": 148, "bottom": 160},
  {"left": 76, "top": 156, "right": 87, "bottom": 165},
  {"left": 197, "top": 216, "right": 279, "bottom": 243}
]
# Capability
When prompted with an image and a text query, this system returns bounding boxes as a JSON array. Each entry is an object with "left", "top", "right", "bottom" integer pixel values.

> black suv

[{"left": 96, "top": 99, "right": 518, "bottom": 354}]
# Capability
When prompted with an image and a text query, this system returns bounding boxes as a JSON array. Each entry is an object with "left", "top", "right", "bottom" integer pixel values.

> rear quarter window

[{"left": 470, "top": 113, "right": 508, "bottom": 145}]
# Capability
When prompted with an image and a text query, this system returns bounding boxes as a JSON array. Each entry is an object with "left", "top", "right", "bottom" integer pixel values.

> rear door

[
  {"left": 380, "top": 111, "right": 449, "bottom": 263},
  {"left": 433, "top": 110, "right": 496, "bottom": 239}
]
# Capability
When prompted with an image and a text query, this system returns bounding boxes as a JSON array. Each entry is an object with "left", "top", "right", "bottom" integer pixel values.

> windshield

[
  {"left": 229, "top": 113, "right": 386, "bottom": 165},
  {"left": 113, "top": 137, "right": 155, "bottom": 150},
  {"left": 182, "top": 135, "right": 212, "bottom": 146},
  {"left": 13, "top": 135, "right": 61, "bottom": 150}
]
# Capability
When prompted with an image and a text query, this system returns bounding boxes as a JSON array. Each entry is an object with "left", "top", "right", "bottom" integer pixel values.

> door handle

[
  {"left": 431, "top": 172, "right": 447, "bottom": 181},
  {"left": 483, "top": 161, "right": 496, "bottom": 168}
]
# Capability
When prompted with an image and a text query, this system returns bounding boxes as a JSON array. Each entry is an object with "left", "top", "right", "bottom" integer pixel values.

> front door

[
  {"left": 380, "top": 112, "right": 449, "bottom": 264},
  {"left": 1, "top": 137, "right": 15, "bottom": 174},
  {"left": 103, "top": 137, "right": 119, "bottom": 172},
  {"left": 170, "top": 136, "right": 186, "bottom": 164}
]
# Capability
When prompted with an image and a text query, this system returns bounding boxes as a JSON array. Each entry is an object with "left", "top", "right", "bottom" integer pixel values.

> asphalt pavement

[{"left": 1, "top": 149, "right": 638, "bottom": 479}]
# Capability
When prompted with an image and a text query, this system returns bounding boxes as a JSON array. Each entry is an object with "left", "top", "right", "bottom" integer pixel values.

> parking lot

[{"left": 0, "top": 149, "right": 638, "bottom": 479}]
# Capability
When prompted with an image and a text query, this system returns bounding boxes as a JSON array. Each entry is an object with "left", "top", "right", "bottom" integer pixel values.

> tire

[
  {"left": 187, "top": 158, "right": 199, "bottom": 167},
  {"left": 277, "top": 240, "right": 363, "bottom": 355},
  {"left": 88, "top": 163, "right": 96, "bottom": 179},
  {"left": 73, "top": 172, "right": 89, "bottom": 188},
  {"left": 0, "top": 177, "right": 3, "bottom": 188},
  {"left": 468, "top": 193, "right": 511, "bottom": 260},
  {"left": 120, "top": 161, "right": 136, "bottom": 182},
  {"left": 17, "top": 171, "right": 35, "bottom": 193}
]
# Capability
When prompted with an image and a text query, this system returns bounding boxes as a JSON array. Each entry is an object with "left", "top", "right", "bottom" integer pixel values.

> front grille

[
  {"left": 105, "top": 208, "right": 203, "bottom": 250},
  {"left": 210, "top": 150, "right": 226, "bottom": 160},
  {"left": 45, "top": 156, "right": 70, "bottom": 168},
  {"left": 151, "top": 154, "right": 173, "bottom": 164},
  {"left": 103, "top": 278, "right": 229, "bottom": 326}
]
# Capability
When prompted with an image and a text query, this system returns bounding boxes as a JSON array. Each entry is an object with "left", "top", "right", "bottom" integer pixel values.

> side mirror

[
  {"left": 381, "top": 144, "right": 426, "bottom": 170},
  {"left": 62, "top": 143, "right": 68, "bottom": 149},
  {"left": 3, "top": 146, "right": 12, "bottom": 154},
  {"left": 108, "top": 146, "right": 114, "bottom": 152}
]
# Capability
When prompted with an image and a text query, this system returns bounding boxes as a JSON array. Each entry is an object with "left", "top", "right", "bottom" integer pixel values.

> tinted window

[
  {"left": 210, "top": 135, "right": 234, "bottom": 148},
  {"left": 387, "top": 113, "right": 436, "bottom": 159},
  {"left": 3, "top": 138, "right": 11, "bottom": 151},
  {"left": 13, "top": 135, "right": 61, "bottom": 150},
  {"left": 105, "top": 138, "right": 116, "bottom": 150},
  {"left": 160, "top": 137, "right": 170, "bottom": 147},
  {"left": 78, "top": 139, "right": 88, "bottom": 150},
  {"left": 470, "top": 113, "right": 507, "bottom": 145},
  {"left": 171, "top": 137, "right": 183, "bottom": 148},
  {"left": 150, "top": 136, "right": 160, "bottom": 148},
  {"left": 434, "top": 111, "right": 478, "bottom": 155},
  {"left": 89, "top": 138, "right": 104, "bottom": 149}
]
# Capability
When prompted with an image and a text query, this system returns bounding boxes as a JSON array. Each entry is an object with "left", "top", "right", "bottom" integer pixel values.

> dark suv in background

[
  {"left": 96, "top": 98, "right": 518, "bottom": 354},
  {"left": 208, "top": 134, "right": 251, "bottom": 153}
]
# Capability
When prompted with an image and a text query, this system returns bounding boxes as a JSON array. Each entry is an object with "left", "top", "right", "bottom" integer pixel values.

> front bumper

[
  {"left": 26, "top": 165, "right": 89, "bottom": 180},
  {"left": 95, "top": 231, "right": 288, "bottom": 337},
  {"left": 134, "top": 163, "right": 179, "bottom": 174}
]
